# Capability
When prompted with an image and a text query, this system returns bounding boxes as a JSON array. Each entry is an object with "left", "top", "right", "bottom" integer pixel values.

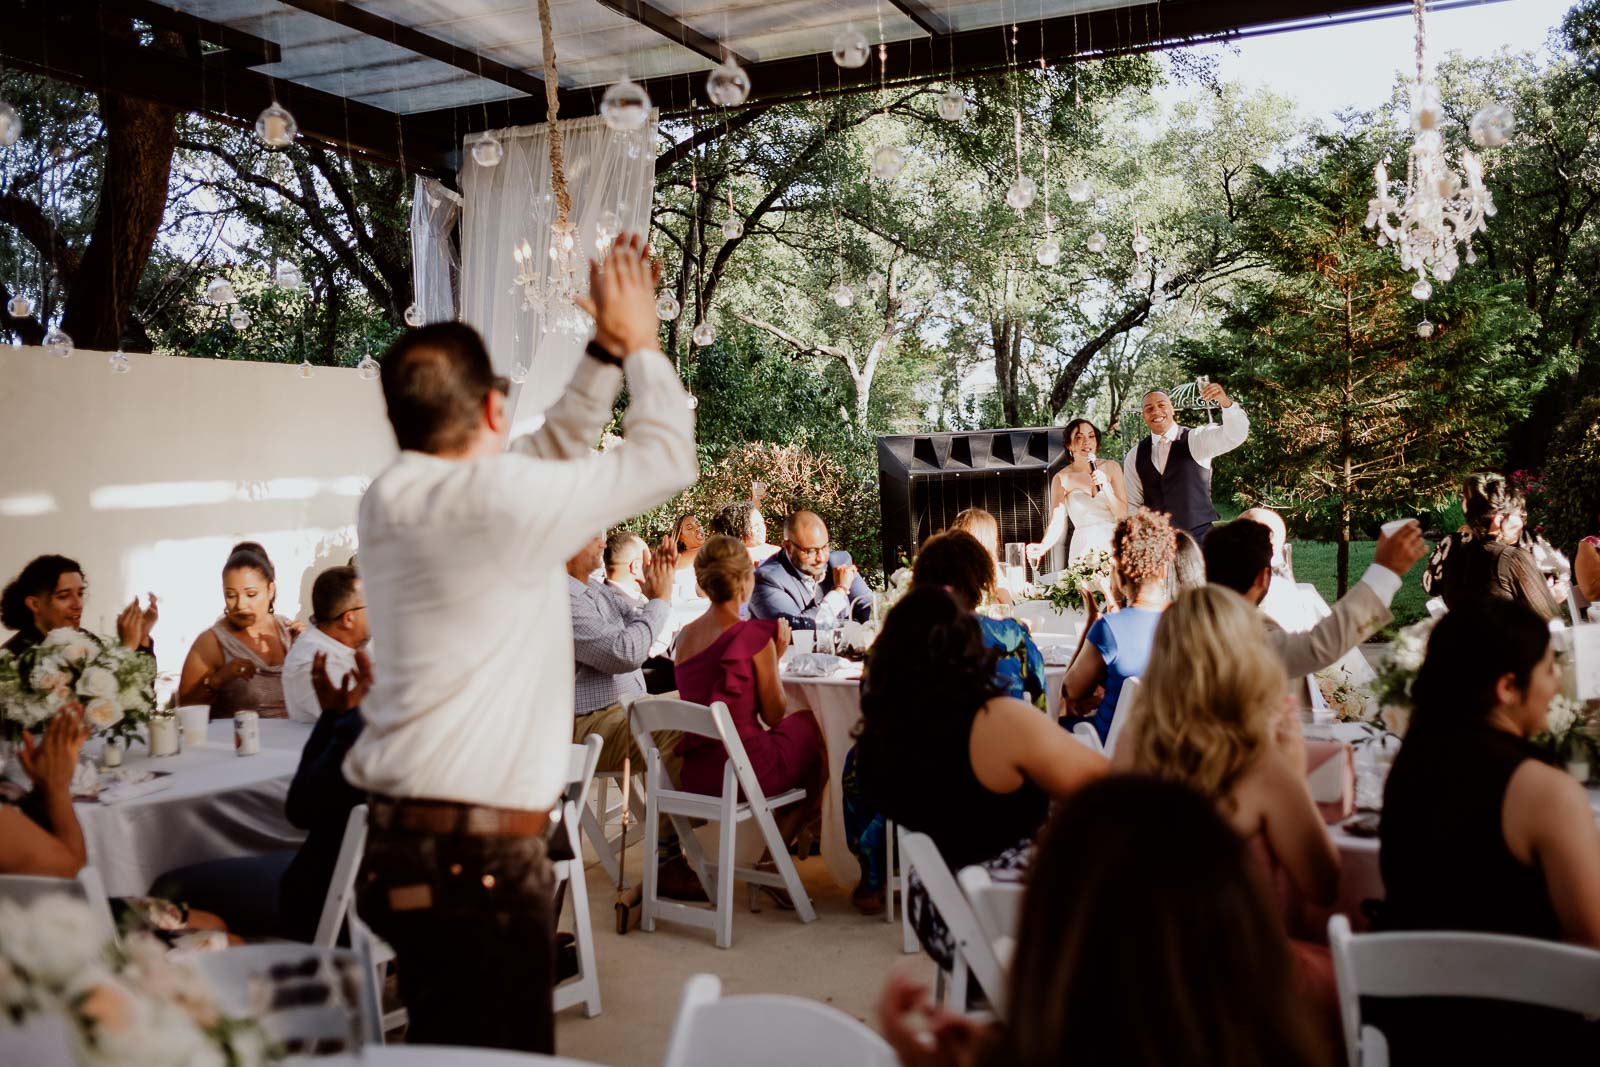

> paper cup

[
  {"left": 1380, "top": 518, "right": 1417, "bottom": 539},
  {"left": 148, "top": 717, "right": 179, "bottom": 758},
  {"left": 175, "top": 705, "right": 209, "bottom": 750},
  {"left": 791, "top": 630, "right": 815, "bottom": 655}
]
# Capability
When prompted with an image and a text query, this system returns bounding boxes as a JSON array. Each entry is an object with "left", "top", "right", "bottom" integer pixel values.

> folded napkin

[
  {"left": 783, "top": 653, "right": 846, "bottom": 678},
  {"left": 1036, "top": 643, "right": 1075, "bottom": 666},
  {"left": 1306, "top": 740, "right": 1355, "bottom": 823},
  {"left": 98, "top": 773, "right": 174, "bottom": 805}
]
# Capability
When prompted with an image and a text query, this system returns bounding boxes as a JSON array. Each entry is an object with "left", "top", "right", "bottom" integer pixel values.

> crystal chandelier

[{"left": 1365, "top": 0, "right": 1497, "bottom": 295}]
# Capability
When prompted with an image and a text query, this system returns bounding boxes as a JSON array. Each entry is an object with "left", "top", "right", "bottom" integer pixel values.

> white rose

[
  {"left": 84, "top": 698, "right": 124, "bottom": 731},
  {"left": 1546, "top": 696, "right": 1577, "bottom": 737},
  {"left": 60, "top": 638, "right": 95, "bottom": 666},
  {"left": 28, "top": 659, "right": 69, "bottom": 692},
  {"left": 77, "top": 666, "right": 119, "bottom": 702},
  {"left": 0, "top": 895, "right": 107, "bottom": 986},
  {"left": 40, "top": 627, "right": 78, "bottom": 650}
]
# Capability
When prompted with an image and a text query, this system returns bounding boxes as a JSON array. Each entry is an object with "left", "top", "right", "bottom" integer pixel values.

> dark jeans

[{"left": 357, "top": 821, "right": 557, "bottom": 1054}]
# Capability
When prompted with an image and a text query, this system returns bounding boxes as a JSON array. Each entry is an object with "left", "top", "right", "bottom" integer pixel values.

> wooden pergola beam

[
  {"left": 883, "top": 0, "right": 948, "bottom": 39},
  {"left": 590, "top": 0, "right": 750, "bottom": 66}
]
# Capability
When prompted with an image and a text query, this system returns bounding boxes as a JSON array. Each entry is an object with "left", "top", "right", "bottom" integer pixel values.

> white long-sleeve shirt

[
  {"left": 344, "top": 350, "right": 697, "bottom": 811},
  {"left": 1123, "top": 404, "right": 1250, "bottom": 509}
]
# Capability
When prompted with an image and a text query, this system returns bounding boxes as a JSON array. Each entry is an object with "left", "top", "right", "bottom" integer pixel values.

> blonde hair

[
  {"left": 1123, "top": 586, "right": 1287, "bottom": 806},
  {"left": 694, "top": 534, "right": 752, "bottom": 603},
  {"left": 949, "top": 508, "right": 1000, "bottom": 560}
]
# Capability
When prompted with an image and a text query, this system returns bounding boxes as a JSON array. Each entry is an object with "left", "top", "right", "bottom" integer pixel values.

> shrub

[{"left": 1537, "top": 395, "right": 1600, "bottom": 552}]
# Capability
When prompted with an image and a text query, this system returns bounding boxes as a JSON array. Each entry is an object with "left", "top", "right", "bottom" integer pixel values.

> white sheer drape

[
  {"left": 410, "top": 176, "right": 461, "bottom": 324},
  {"left": 458, "top": 114, "right": 656, "bottom": 420}
]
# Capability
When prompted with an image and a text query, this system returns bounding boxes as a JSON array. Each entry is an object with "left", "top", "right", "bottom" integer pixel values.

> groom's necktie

[{"left": 1153, "top": 434, "right": 1171, "bottom": 474}]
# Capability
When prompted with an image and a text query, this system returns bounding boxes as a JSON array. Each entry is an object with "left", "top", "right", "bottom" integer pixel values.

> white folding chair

[
  {"left": 581, "top": 769, "right": 646, "bottom": 887},
  {"left": 1102, "top": 675, "right": 1140, "bottom": 759},
  {"left": 897, "top": 830, "right": 1009, "bottom": 1016},
  {"left": 0, "top": 867, "right": 118, "bottom": 946},
  {"left": 1569, "top": 582, "right": 1589, "bottom": 627},
  {"left": 312, "top": 804, "right": 405, "bottom": 1039},
  {"left": 956, "top": 865, "right": 1025, "bottom": 974},
  {"left": 1328, "top": 914, "right": 1600, "bottom": 1067},
  {"left": 895, "top": 823, "right": 918, "bottom": 954},
  {"left": 884, "top": 816, "right": 904, "bottom": 930},
  {"left": 630, "top": 697, "right": 815, "bottom": 949},
  {"left": 661, "top": 973, "right": 896, "bottom": 1067},
  {"left": 181, "top": 944, "right": 378, "bottom": 1051},
  {"left": 553, "top": 736, "right": 603, "bottom": 1017},
  {"left": 1069, "top": 721, "right": 1105, "bottom": 754}
]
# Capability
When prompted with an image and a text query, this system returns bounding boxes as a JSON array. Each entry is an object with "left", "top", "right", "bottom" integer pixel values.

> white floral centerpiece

[
  {"left": 1031, "top": 548, "right": 1114, "bottom": 614},
  {"left": 0, "top": 629, "right": 156, "bottom": 745},
  {"left": 0, "top": 894, "right": 271, "bottom": 1066},
  {"left": 1363, "top": 615, "right": 1439, "bottom": 738}
]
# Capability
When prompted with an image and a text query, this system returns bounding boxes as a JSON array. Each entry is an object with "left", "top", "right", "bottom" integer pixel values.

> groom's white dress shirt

[
  {"left": 344, "top": 351, "right": 696, "bottom": 812},
  {"left": 1123, "top": 404, "right": 1251, "bottom": 508}
]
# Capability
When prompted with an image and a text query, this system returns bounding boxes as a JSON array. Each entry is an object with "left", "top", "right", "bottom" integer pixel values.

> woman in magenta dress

[{"left": 673, "top": 535, "right": 823, "bottom": 849}]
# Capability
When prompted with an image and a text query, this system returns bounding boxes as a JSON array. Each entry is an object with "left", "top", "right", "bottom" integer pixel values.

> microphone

[{"left": 1086, "top": 452, "right": 1098, "bottom": 494}]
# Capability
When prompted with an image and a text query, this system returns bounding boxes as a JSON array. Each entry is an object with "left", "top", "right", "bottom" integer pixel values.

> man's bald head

[{"left": 782, "top": 511, "right": 832, "bottom": 581}]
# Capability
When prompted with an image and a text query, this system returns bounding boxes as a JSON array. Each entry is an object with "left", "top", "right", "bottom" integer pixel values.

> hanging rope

[{"left": 537, "top": 0, "right": 572, "bottom": 226}]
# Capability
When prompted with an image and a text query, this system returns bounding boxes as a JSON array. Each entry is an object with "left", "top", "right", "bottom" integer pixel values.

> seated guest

[
  {"left": 1500, "top": 492, "right": 1571, "bottom": 604},
  {"left": 602, "top": 531, "right": 676, "bottom": 691},
  {"left": 0, "top": 707, "right": 90, "bottom": 877},
  {"left": 857, "top": 587, "right": 1107, "bottom": 969},
  {"left": 1239, "top": 506, "right": 1310, "bottom": 629},
  {"left": 1061, "top": 510, "right": 1176, "bottom": 742},
  {"left": 1375, "top": 598, "right": 1600, "bottom": 1061},
  {"left": 1168, "top": 528, "right": 1206, "bottom": 598},
  {"left": 750, "top": 510, "right": 873, "bottom": 630},
  {"left": 710, "top": 500, "right": 781, "bottom": 565},
  {"left": 1204, "top": 517, "right": 1422, "bottom": 705},
  {"left": 877, "top": 777, "right": 1329, "bottom": 1067},
  {"left": 1117, "top": 586, "right": 1340, "bottom": 1039},
  {"left": 669, "top": 512, "right": 706, "bottom": 600},
  {"left": 948, "top": 507, "right": 1012, "bottom": 604},
  {"left": 1421, "top": 470, "right": 1501, "bottom": 596},
  {"left": 178, "top": 541, "right": 295, "bottom": 719},
  {"left": 2, "top": 554, "right": 156, "bottom": 656},
  {"left": 675, "top": 535, "right": 825, "bottom": 892},
  {"left": 846, "top": 530, "right": 1050, "bottom": 914},
  {"left": 281, "top": 566, "right": 368, "bottom": 724}
]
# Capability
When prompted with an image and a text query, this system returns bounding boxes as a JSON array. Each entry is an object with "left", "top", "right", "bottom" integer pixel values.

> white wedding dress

[{"left": 1066, "top": 489, "right": 1117, "bottom": 564}]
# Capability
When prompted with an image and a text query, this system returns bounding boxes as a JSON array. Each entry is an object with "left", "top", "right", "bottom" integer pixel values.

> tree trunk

[{"left": 60, "top": 81, "right": 178, "bottom": 351}]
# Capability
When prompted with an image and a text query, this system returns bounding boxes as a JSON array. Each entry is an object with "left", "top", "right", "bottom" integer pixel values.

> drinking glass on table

[{"left": 1003, "top": 542, "right": 1027, "bottom": 593}]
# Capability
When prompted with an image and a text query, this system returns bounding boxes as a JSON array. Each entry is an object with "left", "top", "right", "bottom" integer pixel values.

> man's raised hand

[{"left": 575, "top": 233, "right": 663, "bottom": 359}]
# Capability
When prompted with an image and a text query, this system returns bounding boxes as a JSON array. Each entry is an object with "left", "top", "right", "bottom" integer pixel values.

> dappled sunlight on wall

[{"left": 0, "top": 347, "right": 395, "bottom": 676}]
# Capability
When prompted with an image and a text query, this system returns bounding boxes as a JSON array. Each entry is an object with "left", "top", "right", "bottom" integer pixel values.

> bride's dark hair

[{"left": 1063, "top": 418, "right": 1103, "bottom": 454}]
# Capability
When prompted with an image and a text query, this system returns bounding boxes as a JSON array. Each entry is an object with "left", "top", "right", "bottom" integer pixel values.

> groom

[{"left": 1123, "top": 382, "right": 1249, "bottom": 543}]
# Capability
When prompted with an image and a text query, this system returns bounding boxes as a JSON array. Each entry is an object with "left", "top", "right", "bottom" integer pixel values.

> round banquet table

[
  {"left": 77, "top": 719, "right": 311, "bottom": 896},
  {"left": 292, "top": 1049, "right": 607, "bottom": 1066},
  {"left": 783, "top": 660, "right": 1069, "bottom": 889}
]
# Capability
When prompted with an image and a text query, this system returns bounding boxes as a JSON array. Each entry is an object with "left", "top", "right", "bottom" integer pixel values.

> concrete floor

[{"left": 550, "top": 837, "right": 909, "bottom": 1067}]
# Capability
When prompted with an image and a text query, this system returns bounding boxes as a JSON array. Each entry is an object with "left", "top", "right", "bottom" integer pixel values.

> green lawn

[{"left": 1290, "top": 537, "right": 1429, "bottom": 636}]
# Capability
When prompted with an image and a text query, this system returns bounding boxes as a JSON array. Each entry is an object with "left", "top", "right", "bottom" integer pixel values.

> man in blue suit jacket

[{"left": 749, "top": 510, "right": 874, "bottom": 630}]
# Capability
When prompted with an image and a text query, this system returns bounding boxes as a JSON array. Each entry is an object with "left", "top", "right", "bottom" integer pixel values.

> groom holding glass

[{"left": 1123, "top": 381, "right": 1248, "bottom": 543}]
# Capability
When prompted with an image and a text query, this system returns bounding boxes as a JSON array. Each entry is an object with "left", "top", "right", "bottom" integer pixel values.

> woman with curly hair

[
  {"left": 1061, "top": 510, "right": 1176, "bottom": 742},
  {"left": 855, "top": 586, "right": 1106, "bottom": 967}
]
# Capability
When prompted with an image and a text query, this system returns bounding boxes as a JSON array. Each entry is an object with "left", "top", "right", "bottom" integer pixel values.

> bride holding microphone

[{"left": 1028, "top": 418, "right": 1128, "bottom": 568}]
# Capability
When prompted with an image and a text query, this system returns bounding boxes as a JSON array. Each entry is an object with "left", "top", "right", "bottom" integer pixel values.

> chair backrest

[
  {"left": 1104, "top": 675, "right": 1140, "bottom": 758},
  {"left": 314, "top": 804, "right": 370, "bottom": 947},
  {"left": 632, "top": 697, "right": 766, "bottom": 806},
  {"left": 662, "top": 973, "right": 896, "bottom": 1067},
  {"left": 346, "top": 910, "right": 388, "bottom": 1045},
  {"left": 1069, "top": 721, "right": 1104, "bottom": 754},
  {"left": 181, "top": 944, "right": 377, "bottom": 1052},
  {"left": 897, "top": 830, "right": 1010, "bottom": 1016},
  {"left": 956, "top": 865, "right": 1026, "bottom": 970},
  {"left": 0, "top": 867, "right": 117, "bottom": 946},
  {"left": 563, "top": 735, "right": 603, "bottom": 853},
  {"left": 1328, "top": 914, "right": 1600, "bottom": 1067}
]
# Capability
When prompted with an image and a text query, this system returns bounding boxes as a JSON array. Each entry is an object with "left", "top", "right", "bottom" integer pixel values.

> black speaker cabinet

[{"left": 876, "top": 427, "right": 1070, "bottom": 572}]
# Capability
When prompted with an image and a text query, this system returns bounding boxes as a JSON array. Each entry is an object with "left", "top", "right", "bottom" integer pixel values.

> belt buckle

[{"left": 464, "top": 807, "right": 498, "bottom": 836}]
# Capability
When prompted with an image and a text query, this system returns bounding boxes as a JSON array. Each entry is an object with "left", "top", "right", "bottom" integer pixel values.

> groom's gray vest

[{"left": 1134, "top": 429, "right": 1218, "bottom": 536}]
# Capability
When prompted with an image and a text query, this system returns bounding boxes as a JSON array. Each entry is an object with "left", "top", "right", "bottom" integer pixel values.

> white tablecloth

[
  {"left": 783, "top": 662, "right": 1068, "bottom": 889},
  {"left": 296, "top": 1049, "right": 606, "bottom": 1067},
  {"left": 78, "top": 720, "right": 310, "bottom": 896}
]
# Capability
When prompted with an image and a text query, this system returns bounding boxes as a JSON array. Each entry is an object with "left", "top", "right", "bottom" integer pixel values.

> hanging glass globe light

[
  {"left": 357, "top": 356, "right": 381, "bottom": 380},
  {"left": 692, "top": 321, "right": 716, "bottom": 347},
  {"left": 109, "top": 351, "right": 130, "bottom": 374},
  {"left": 7, "top": 295, "right": 31, "bottom": 318},
  {"left": 1468, "top": 102, "right": 1514, "bottom": 148},
  {"left": 1417, "top": 319, "right": 1435, "bottom": 339},
  {"left": 596, "top": 210, "right": 622, "bottom": 247},
  {"left": 1131, "top": 268, "right": 1151, "bottom": 290},
  {"left": 1086, "top": 231, "right": 1108, "bottom": 253},
  {"left": 229, "top": 308, "right": 251, "bottom": 330},
  {"left": 204, "top": 277, "right": 237, "bottom": 306},
  {"left": 471, "top": 133, "right": 504, "bottom": 168},
  {"left": 1411, "top": 278, "right": 1433, "bottom": 301},
  {"left": 721, "top": 216, "right": 744, "bottom": 241},
  {"left": 510, "top": 362, "right": 530, "bottom": 385},
  {"left": 404, "top": 303, "right": 425, "bottom": 327},
  {"left": 1066, "top": 178, "right": 1093, "bottom": 204},
  {"left": 0, "top": 102, "right": 21, "bottom": 148},
  {"left": 936, "top": 88, "right": 966, "bottom": 122},
  {"left": 600, "top": 79, "right": 652, "bottom": 132},
  {"left": 43, "top": 326, "right": 73, "bottom": 358},
  {"left": 706, "top": 59, "right": 752, "bottom": 107},
  {"left": 871, "top": 144, "right": 905, "bottom": 180},
  {"left": 1005, "top": 176, "right": 1037, "bottom": 211},
  {"left": 256, "top": 102, "right": 297, "bottom": 148},
  {"left": 1131, "top": 233, "right": 1151, "bottom": 255},
  {"left": 274, "top": 261, "right": 302, "bottom": 291},
  {"left": 1036, "top": 236, "right": 1061, "bottom": 267},
  {"left": 686, "top": 394, "right": 699, "bottom": 411},
  {"left": 299, "top": 360, "right": 314, "bottom": 379},
  {"left": 865, "top": 271, "right": 884, "bottom": 293},
  {"left": 832, "top": 25, "right": 871, "bottom": 68},
  {"left": 830, "top": 281, "right": 856, "bottom": 308},
  {"left": 655, "top": 293, "right": 681, "bottom": 321}
]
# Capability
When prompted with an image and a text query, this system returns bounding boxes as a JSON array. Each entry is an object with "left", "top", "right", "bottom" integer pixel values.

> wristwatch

[{"left": 586, "top": 340, "right": 624, "bottom": 368}]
